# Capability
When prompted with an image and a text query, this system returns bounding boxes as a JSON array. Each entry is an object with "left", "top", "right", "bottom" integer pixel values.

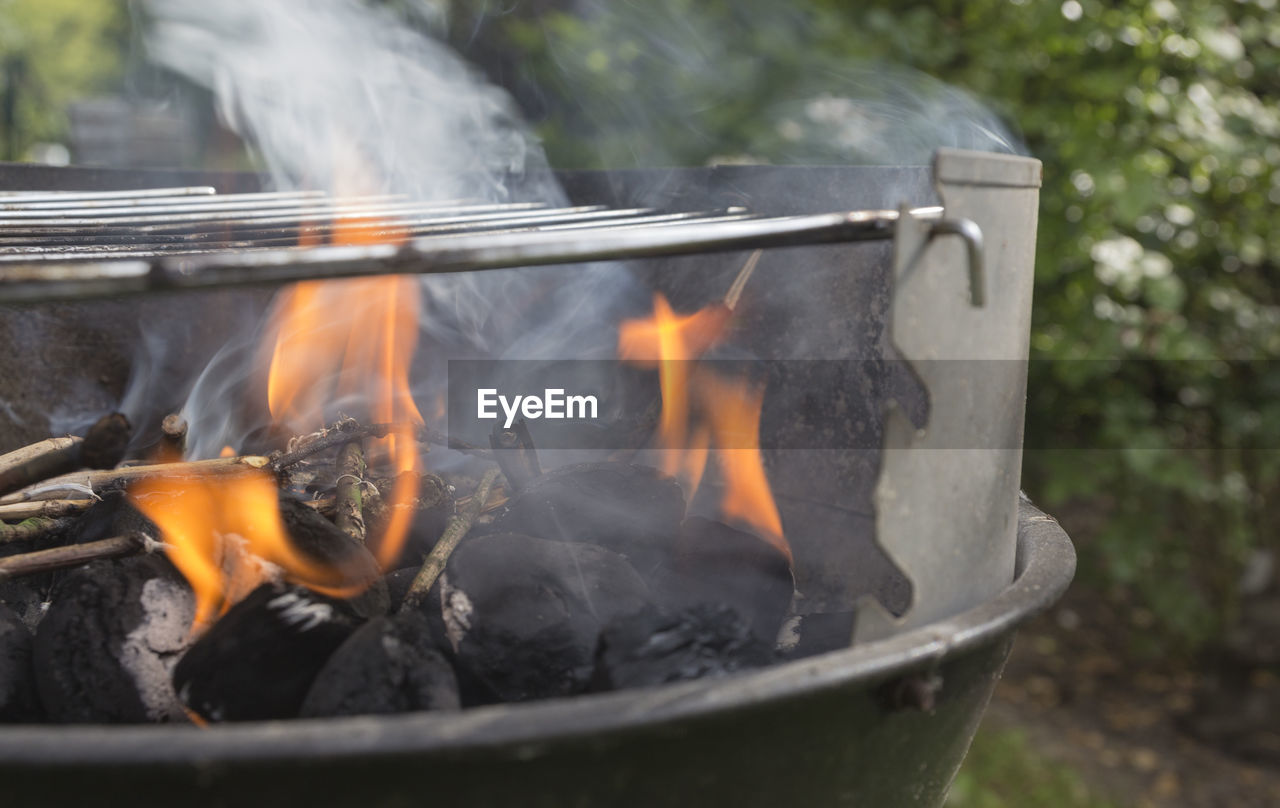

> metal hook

[{"left": 927, "top": 218, "right": 985, "bottom": 307}]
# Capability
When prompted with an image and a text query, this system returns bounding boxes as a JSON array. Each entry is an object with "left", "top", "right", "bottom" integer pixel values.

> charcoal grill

[{"left": 0, "top": 150, "right": 1073, "bottom": 807}]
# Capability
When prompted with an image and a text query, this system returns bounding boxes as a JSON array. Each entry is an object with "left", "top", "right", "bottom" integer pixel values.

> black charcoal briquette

[{"left": 442, "top": 532, "right": 652, "bottom": 702}]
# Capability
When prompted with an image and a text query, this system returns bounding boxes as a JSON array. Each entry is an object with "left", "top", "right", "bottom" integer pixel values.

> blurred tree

[
  {"left": 0, "top": 0, "right": 130, "bottom": 160},
  {"left": 445, "top": 0, "right": 1280, "bottom": 651}
]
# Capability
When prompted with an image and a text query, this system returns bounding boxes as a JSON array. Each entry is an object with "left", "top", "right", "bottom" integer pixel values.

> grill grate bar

[
  {"left": 0, "top": 205, "right": 676, "bottom": 255},
  {"left": 0, "top": 186, "right": 217, "bottom": 205},
  {"left": 0, "top": 198, "right": 543, "bottom": 228},
  {"left": 0, "top": 205, "right": 945, "bottom": 304},
  {"left": 0, "top": 189, "right": 325, "bottom": 212},
  {"left": 0, "top": 206, "right": 719, "bottom": 260}
]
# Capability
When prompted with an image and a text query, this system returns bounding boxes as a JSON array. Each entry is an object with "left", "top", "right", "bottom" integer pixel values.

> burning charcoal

[
  {"left": 442, "top": 532, "right": 652, "bottom": 703},
  {"left": 592, "top": 604, "right": 775, "bottom": 691},
  {"left": 490, "top": 462, "right": 685, "bottom": 576},
  {"left": 300, "top": 611, "right": 459, "bottom": 718},
  {"left": 650, "top": 517, "right": 794, "bottom": 642},
  {"left": 33, "top": 556, "right": 194, "bottom": 723},
  {"left": 0, "top": 604, "right": 39, "bottom": 721},
  {"left": 277, "top": 494, "right": 389, "bottom": 618},
  {"left": 174, "top": 582, "right": 359, "bottom": 722}
]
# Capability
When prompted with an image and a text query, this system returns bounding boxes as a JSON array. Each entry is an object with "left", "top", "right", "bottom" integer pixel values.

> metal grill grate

[{"left": 0, "top": 186, "right": 963, "bottom": 305}]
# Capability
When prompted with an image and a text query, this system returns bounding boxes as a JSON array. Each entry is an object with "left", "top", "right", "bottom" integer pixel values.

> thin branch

[
  {"left": 0, "top": 533, "right": 154, "bottom": 580},
  {"left": 160, "top": 414, "right": 188, "bottom": 458},
  {"left": 723, "top": 248, "right": 763, "bottom": 311},
  {"left": 0, "top": 499, "right": 93, "bottom": 522},
  {"left": 0, "top": 413, "right": 131, "bottom": 497},
  {"left": 424, "top": 426, "right": 493, "bottom": 460},
  {"left": 402, "top": 468, "right": 502, "bottom": 609},
  {"left": 0, "top": 516, "right": 75, "bottom": 545},
  {"left": 270, "top": 421, "right": 492, "bottom": 471},
  {"left": 0, "top": 455, "right": 270, "bottom": 505},
  {"left": 0, "top": 437, "right": 82, "bottom": 498},
  {"left": 333, "top": 440, "right": 367, "bottom": 544}
]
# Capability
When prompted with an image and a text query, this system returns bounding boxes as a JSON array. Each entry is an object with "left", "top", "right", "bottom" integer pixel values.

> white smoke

[
  {"left": 140, "top": 0, "right": 641, "bottom": 458},
  {"left": 146, "top": 0, "right": 555, "bottom": 202}
]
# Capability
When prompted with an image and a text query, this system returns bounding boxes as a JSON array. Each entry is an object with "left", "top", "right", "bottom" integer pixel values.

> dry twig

[
  {"left": 723, "top": 249, "right": 763, "bottom": 311},
  {"left": 0, "top": 516, "right": 75, "bottom": 545},
  {"left": 402, "top": 468, "right": 502, "bottom": 609},
  {"left": 159, "top": 414, "right": 188, "bottom": 458},
  {"left": 0, "top": 437, "right": 82, "bottom": 496},
  {"left": 333, "top": 440, "right": 367, "bottom": 544},
  {"left": 0, "top": 455, "right": 270, "bottom": 505},
  {"left": 270, "top": 421, "right": 492, "bottom": 472},
  {"left": 0, "top": 413, "right": 132, "bottom": 498},
  {"left": 0, "top": 499, "right": 93, "bottom": 522},
  {"left": 0, "top": 532, "right": 154, "bottom": 580}
]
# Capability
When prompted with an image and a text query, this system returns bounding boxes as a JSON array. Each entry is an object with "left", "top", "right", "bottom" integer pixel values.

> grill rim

[{"left": 0, "top": 499, "right": 1072, "bottom": 765}]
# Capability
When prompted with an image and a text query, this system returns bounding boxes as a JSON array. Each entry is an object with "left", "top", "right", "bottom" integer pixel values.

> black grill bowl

[{"left": 0, "top": 501, "right": 1072, "bottom": 807}]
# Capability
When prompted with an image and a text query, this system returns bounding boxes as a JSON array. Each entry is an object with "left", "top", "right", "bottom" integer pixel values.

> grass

[{"left": 946, "top": 726, "right": 1123, "bottom": 808}]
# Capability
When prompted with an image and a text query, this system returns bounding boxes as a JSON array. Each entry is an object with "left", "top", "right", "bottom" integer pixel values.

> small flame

[
  {"left": 147, "top": 159, "right": 425, "bottom": 630},
  {"left": 263, "top": 199, "right": 423, "bottom": 568},
  {"left": 129, "top": 469, "right": 364, "bottom": 630},
  {"left": 619, "top": 295, "right": 730, "bottom": 480},
  {"left": 619, "top": 294, "right": 789, "bottom": 560}
]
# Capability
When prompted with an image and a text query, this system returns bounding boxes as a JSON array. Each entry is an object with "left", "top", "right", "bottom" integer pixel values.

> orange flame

[
  {"left": 619, "top": 295, "right": 730, "bottom": 481},
  {"left": 619, "top": 294, "right": 789, "bottom": 560},
  {"left": 129, "top": 469, "right": 365, "bottom": 630},
  {"left": 262, "top": 206, "right": 423, "bottom": 568}
]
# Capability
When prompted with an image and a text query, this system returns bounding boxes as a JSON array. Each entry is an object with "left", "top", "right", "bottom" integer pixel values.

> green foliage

[
  {"left": 0, "top": 0, "right": 130, "bottom": 159},
  {"left": 449, "top": 0, "right": 1280, "bottom": 650},
  {"left": 947, "top": 726, "right": 1121, "bottom": 808},
  {"left": 0, "top": 0, "right": 1275, "bottom": 650}
]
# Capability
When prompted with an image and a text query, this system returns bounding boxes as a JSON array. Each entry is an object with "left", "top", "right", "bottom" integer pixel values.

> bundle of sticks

[{"left": 0, "top": 413, "right": 520, "bottom": 604}]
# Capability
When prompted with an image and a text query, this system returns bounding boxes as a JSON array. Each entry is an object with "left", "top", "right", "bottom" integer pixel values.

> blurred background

[{"left": 2, "top": 0, "right": 1279, "bottom": 803}]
